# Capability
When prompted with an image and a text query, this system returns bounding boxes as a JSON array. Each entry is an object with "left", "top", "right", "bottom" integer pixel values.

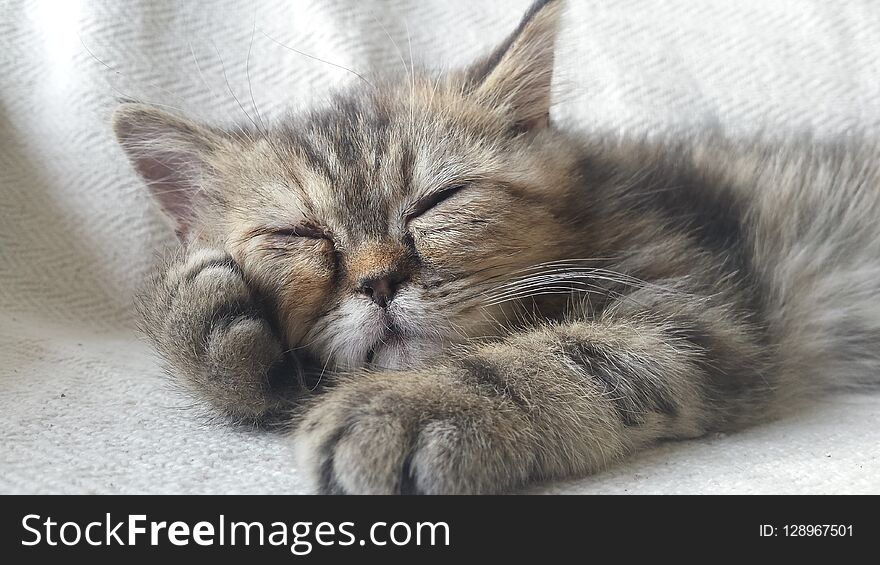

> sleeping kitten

[{"left": 115, "top": 0, "right": 880, "bottom": 494}]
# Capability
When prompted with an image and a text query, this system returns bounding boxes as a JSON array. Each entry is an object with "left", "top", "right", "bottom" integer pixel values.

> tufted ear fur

[
  {"left": 113, "top": 103, "right": 225, "bottom": 239},
  {"left": 465, "top": 0, "right": 562, "bottom": 131}
]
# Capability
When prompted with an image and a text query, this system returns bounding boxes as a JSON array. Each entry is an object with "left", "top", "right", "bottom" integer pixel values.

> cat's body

[{"left": 116, "top": 0, "right": 880, "bottom": 493}]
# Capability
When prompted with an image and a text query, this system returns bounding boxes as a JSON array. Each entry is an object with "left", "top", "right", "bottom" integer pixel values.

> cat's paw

[
  {"left": 141, "top": 247, "right": 296, "bottom": 420},
  {"left": 292, "top": 371, "right": 534, "bottom": 494}
]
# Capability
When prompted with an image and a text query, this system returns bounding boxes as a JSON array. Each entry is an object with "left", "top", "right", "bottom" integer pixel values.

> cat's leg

[
  {"left": 138, "top": 246, "right": 303, "bottom": 422},
  {"left": 293, "top": 295, "right": 770, "bottom": 493}
]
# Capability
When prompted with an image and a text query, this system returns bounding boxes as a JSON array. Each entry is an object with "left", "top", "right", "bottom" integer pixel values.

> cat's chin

[{"left": 367, "top": 335, "right": 445, "bottom": 371}]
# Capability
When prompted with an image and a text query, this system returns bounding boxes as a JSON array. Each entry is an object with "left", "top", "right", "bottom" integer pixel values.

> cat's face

[
  {"left": 115, "top": 0, "right": 572, "bottom": 370},
  {"left": 223, "top": 82, "right": 579, "bottom": 370}
]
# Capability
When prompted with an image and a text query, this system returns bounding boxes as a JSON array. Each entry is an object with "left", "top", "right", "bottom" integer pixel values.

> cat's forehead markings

[
  {"left": 254, "top": 181, "right": 314, "bottom": 221},
  {"left": 254, "top": 177, "right": 391, "bottom": 238}
]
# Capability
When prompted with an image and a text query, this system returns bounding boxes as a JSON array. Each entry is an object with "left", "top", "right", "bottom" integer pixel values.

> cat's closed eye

[
  {"left": 270, "top": 223, "right": 330, "bottom": 241},
  {"left": 405, "top": 183, "right": 467, "bottom": 223},
  {"left": 257, "top": 224, "right": 336, "bottom": 255}
]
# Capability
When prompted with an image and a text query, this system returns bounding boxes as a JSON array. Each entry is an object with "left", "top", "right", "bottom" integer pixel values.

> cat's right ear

[
  {"left": 113, "top": 103, "right": 223, "bottom": 240},
  {"left": 464, "top": 0, "right": 562, "bottom": 132}
]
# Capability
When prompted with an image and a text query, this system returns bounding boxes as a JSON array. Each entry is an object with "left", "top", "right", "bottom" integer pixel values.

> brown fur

[{"left": 115, "top": 0, "right": 880, "bottom": 493}]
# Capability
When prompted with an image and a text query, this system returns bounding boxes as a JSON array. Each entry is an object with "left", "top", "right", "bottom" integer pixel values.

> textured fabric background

[{"left": 1, "top": 0, "right": 878, "bottom": 494}]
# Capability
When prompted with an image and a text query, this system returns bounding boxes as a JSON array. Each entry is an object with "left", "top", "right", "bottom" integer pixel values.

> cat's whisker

[
  {"left": 504, "top": 261, "right": 638, "bottom": 281},
  {"left": 510, "top": 256, "right": 618, "bottom": 270},
  {"left": 485, "top": 273, "right": 632, "bottom": 301},
  {"left": 80, "top": 36, "right": 193, "bottom": 112},
  {"left": 260, "top": 31, "right": 375, "bottom": 89},
  {"left": 211, "top": 39, "right": 260, "bottom": 133},
  {"left": 188, "top": 41, "right": 227, "bottom": 110},
  {"left": 246, "top": 17, "right": 267, "bottom": 133},
  {"left": 405, "top": 19, "right": 417, "bottom": 128},
  {"left": 491, "top": 265, "right": 688, "bottom": 298},
  {"left": 368, "top": 12, "right": 412, "bottom": 100},
  {"left": 483, "top": 274, "right": 654, "bottom": 308},
  {"left": 427, "top": 68, "right": 446, "bottom": 110},
  {"left": 484, "top": 286, "right": 607, "bottom": 308},
  {"left": 491, "top": 270, "right": 641, "bottom": 293}
]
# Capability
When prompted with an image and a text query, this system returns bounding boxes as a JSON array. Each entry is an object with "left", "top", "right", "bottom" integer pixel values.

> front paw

[
  {"left": 140, "top": 247, "right": 298, "bottom": 421},
  {"left": 292, "top": 371, "right": 535, "bottom": 494}
]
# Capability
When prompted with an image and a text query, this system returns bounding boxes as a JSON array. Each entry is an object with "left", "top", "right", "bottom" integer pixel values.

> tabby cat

[{"left": 114, "top": 0, "right": 880, "bottom": 494}]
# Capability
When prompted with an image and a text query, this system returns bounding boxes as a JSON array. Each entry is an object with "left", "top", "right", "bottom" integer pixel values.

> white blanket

[{"left": 2, "top": 0, "right": 878, "bottom": 494}]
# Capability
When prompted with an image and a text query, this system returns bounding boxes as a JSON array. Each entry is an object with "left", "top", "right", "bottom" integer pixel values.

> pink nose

[{"left": 358, "top": 274, "right": 405, "bottom": 308}]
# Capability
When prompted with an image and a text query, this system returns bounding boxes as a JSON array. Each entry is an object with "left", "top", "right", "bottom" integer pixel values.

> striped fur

[{"left": 116, "top": 0, "right": 880, "bottom": 493}]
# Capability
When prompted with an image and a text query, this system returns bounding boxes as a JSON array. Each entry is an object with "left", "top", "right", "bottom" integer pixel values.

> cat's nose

[{"left": 358, "top": 273, "right": 406, "bottom": 308}]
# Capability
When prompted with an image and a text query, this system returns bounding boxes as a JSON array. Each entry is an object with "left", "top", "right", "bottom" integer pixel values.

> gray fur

[{"left": 115, "top": 0, "right": 880, "bottom": 493}]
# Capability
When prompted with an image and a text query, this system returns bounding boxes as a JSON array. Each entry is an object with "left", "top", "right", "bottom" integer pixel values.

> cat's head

[{"left": 115, "top": 0, "right": 582, "bottom": 370}]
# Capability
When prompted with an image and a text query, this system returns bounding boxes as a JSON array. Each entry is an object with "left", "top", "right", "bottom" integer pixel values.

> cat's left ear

[
  {"left": 113, "top": 103, "right": 227, "bottom": 240},
  {"left": 466, "top": 0, "right": 562, "bottom": 131}
]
